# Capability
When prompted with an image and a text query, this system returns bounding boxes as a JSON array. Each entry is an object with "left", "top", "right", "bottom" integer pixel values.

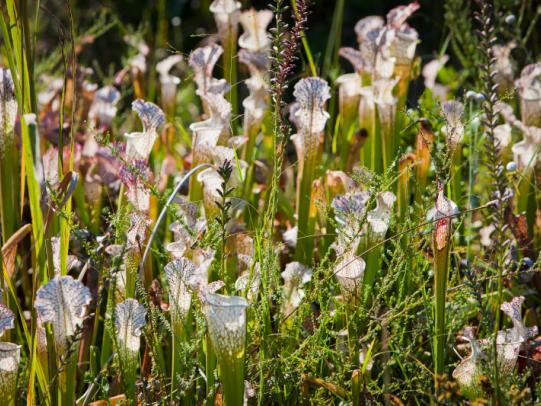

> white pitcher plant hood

[
  {"left": 190, "top": 93, "right": 230, "bottom": 148},
  {"left": 125, "top": 99, "right": 166, "bottom": 161},
  {"left": 190, "top": 248, "right": 215, "bottom": 289},
  {"left": 238, "top": 49, "right": 269, "bottom": 78},
  {"left": 239, "top": 50, "right": 269, "bottom": 134},
  {"left": 229, "top": 233, "right": 255, "bottom": 272},
  {"left": 200, "top": 291, "right": 248, "bottom": 364},
  {"left": 332, "top": 191, "right": 370, "bottom": 254},
  {"left": 332, "top": 191, "right": 370, "bottom": 224},
  {"left": 190, "top": 91, "right": 232, "bottom": 166},
  {"left": 127, "top": 211, "right": 151, "bottom": 249},
  {"left": 501, "top": 296, "right": 538, "bottom": 342},
  {"left": 479, "top": 224, "right": 496, "bottom": 247},
  {"left": 493, "top": 123, "right": 512, "bottom": 150},
  {"left": 166, "top": 239, "right": 192, "bottom": 260},
  {"left": 282, "top": 226, "right": 298, "bottom": 249},
  {"left": 89, "top": 85, "right": 120, "bottom": 127},
  {"left": 37, "top": 75, "right": 64, "bottom": 109},
  {"left": 352, "top": 2, "right": 419, "bottom": 79},
  {"left": 50, "top": 236, "right": 81, "bottom": 276},
  {"left": 386, "top": 2, "right": 420, "bottom": 30},
  {"left": 173, "top": 198, "right": 200, "bottom": 231},
  {"left": 189, "top": 44, "right": 229, "bottom": 101},
  {"left": 355, "top": 16, "right": 384, "bottom": 45},
  {"left": 495, "top": 101, "right": 541, "bottom": 170},
  {"left": 167, "top": 219, "right": 199, "bottom": 259},
  {"left": 389, "top": 25, "right": 418, "bottom": 68},
  {"left": 281, "top": 262, "right": 312, "bottom": 318},
  {"left": 386, "top": 3, "right": 420, "bottom": 67},
  {"left": 292, "top": 77, "right": 331, "bottom": 165},
  {"left": 210, "top": 0, "right": 241, "bottom": 46},
  {"left": 166, "top": 202, "right": 202, "bottom": 259},
  {"left": 235, "top": 264, "right": 261, "bottom": 303},
  {"left": 512, "top": 138, "right": 541, "bottom": 170},
  {"left": 509, "top": 127, "right": 541, "bottom": 172},
  {"left": 373, "top": 77, "right": 399, "bottom": 104},
  {"left": 0, "top": 68, "right": 17, "bottom": 156},
  {"left": 367, "top": 191, "right": 396, "bottom": 241},
  {"left": 165, "top": 258, "right": 198, "bottom": 325},
  {"left": 325, "top": 170, "right": 357, "bottom": 198},
  {"left": 493, "top": 296, "right": 538, "bottom": 373},
  {"left": 335, "top": 70, "right": 362, "bottom": 121},
  {"left": 515, "top": 63, "right": 541, "bottom": 127},
  {"left": 338, "top": 47, "right": 365, "bottom": 75},
  {"left": 35, "top": 275, "right": 92, "bottom": 355},
  {"left": 242, "top": 72, "right": 268, "bottom": 129},
  {"left": 427, "top": 187, "right": 459, "bottom": 245},
  {"left": 422, "top": 55, "right": 449, "bottom": 99},
  {"left": 353, "top": 18, "right": 394, "bottom": 79},
  {"left": 364, "top": 29, "right": 395, "bottom": 80},
  {"left": 114, "top": 298, "right": 146, "bottom": 366},
  {"left": 42, "top": 146, "right": 62, "bottom": 189},
  {"left": 452, "top": 327, "right": 484, "bottom": 399},
  {"left": 441, "top": 100, "right": 465, "bottom": 152},
  {"left": 0, "top": 304, "right": 14, "bottom": 338},
  {"left": 495, "top": 101, "right": 526, "bottom": 132},
  {"left": 335, "top": 251, "right": 365, "bottom": 305},
  {"left": 125, "top": 36, "right": 149, "bottom": 74},
  {"left": 156, "top": 54, "right": 183, "bottom": 109},
  {"left": 128, "top": 53, "right": 147, "bottom": 75},
  {"left": 120, "top": 159, "right": 152, "bottom": 213},
  {"left": 238, "top": 9, "right": 273, "bottom": 52},
  {"left": 372, "top": 77, "right": 400, "bottom": 128},
  {"left": 166, "top": 247, "right": 214, "bottom": 292},
  {"left": 492, "top": 42, "right": 516, "bottom": 93}
]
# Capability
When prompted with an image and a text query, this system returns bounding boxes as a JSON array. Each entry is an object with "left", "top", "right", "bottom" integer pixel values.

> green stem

[
  {"left": 206, "top": 335, "right": 216, "bottom": 405},
  {"left": 321, "top": 0, "right": 344, "bottom": 79},
  {"left": 492, "top": 260, "right": 503, "bottom": 405},
  {"left": 361, "top": 106, "right": 376, "bottom": 173},
  {"left": 21, "top": 116, "right": 46, "bottom": 280},
  {"left": 377, "top": 106, "right": 394, "bottom": 175},
  {"left": 219, "top": 353, "right": 245, "bottom": 406},
  {"left": 433, "top": 236, "right": 450, "bottom": 377},
  {"left": 99, "top": 291, "right": 114, "bottom": 368},
  {"left": 295, "top": 153, "right": 317, "bottom": 265},
  {"left": 361, "top": 242, "right": 382, "bottom": 307},
  {"left": 60, "top": 350, "right": 78, "bottom": 406},
  {"left": 450, "top": 150, "right": 462, "bottom": 206},
  {"left": 0, "top": 143, "right": 19, "bottom": 244},
  {"left": 171, "top": 319, "right": 188, "bottom": 402},
  {"left": 339, "top": 109, "right": 357, "bottom": 171},
  {"left": 223, "top": 31, "right": 238, "bottom": 117}
]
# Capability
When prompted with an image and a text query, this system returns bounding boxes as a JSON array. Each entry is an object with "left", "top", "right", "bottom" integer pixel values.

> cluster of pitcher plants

[{"left": 1, "top": 0, "right": 541, "bottom": 403}]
